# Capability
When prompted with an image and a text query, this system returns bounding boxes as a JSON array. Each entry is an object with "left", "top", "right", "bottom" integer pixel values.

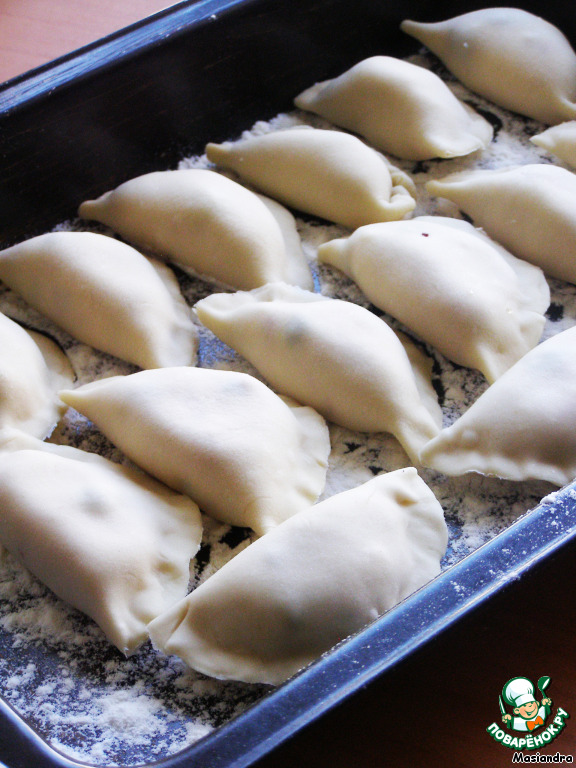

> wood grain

[{"left": 0, "top": 0, "right": 173, "bottom": 83}]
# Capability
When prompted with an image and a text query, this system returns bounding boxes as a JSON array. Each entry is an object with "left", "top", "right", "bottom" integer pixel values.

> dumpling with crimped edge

[
  {"left": 0, "top": 429, "right": 203, "bottom": 655},
  {"left": 205, "top": 126, "right": 416, "bottom": 229},
  {"left": 0, "top": 231, "right": 198, "bottom": 370},
  {"left": 59, "top": 367, "right": 330, "bottom": 536},
  {"left": 195, "top": 283, "right": 441, "bottom": 464},
  {"left": 79, "top": 168, "right": 313, "bottom": 291},
  {"left": 420, "top": 326, "right": 576, "bottom": 486},
  {"left": 531, "top": 121, "right": 576, "bottom": 169},
  {"left": 0, "top": 312, "right": 73, "bottom": 438},
  {"left": 426, "top": 164, "right": 576, "bottom": 285},
  {"left": 293, "top": 56, "right": 493, "bottom": 161},
  {"left": 401, "top": 8, "right": 576, "bottom": 125},
  {"left": 147, "top": 467, "right": 448, "bottom": 685},
  {"left": 318, "top": 217, "right": 549, "bottom": 383},
  {"left": 252, "top": 192, "right": 312, "bottom": 290}
]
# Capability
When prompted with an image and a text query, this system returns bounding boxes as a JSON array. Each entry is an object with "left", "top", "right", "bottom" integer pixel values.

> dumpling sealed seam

[
  {"left": 401, "top": 8, "right": 576, "bottom": 125},
  {"left": 318, "top": 217, "right": 549, "bottom": 383},
  {"left": 0, "top": 312, "right": 73, "bottom": 438},
  {"left": 148, "top": 467, "right": 448, "bottom": 685},
  {"left": 195, "top": 282, "right": 441, "bottom": 463},
  {"left": 0, "top": 429, "right": 203, "bottom": 655},
  {"left": 78, "top": 168, "right": 313, "bottom": 291},
  {"left": 59, "top": 367, "right": 330, "bottom": 535},
  {"left": 426, "top": 164, "right": 576, "bottom": 285},
  {"left": 420, "top": 326, "right": 576, "bottom": 486},
  {"left": 0, "top": 231, "right": 198, "bottom": 369},
  {"left": 206, "top": 126, "right": 416, "bottom": 229},
  {"left": 293, "top": 56, "right": 493, "bottom": 160}
]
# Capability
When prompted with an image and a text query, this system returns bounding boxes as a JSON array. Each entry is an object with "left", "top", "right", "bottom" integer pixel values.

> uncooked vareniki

[
  {"left": 420, "top": 326, "right": 576, "bottom": 486},
  {"left": 0, "top": 231, "right": 197, "bottom": 369},
  {"left": 0, "top": 313, "right": 73, "bottom": 438},
  {"left": 426, "top": 165, "right": 576, "bottom": 284},
  {"left": 148, "top": 467, "right": 448, "bottom": 685},
  {"left": 318, "top": 217, "right": 549, "bottom": 382},
  {"left": 293, "top": 56, "right": 493, "bottom": 160},
  {"left": 401, "top": 8, "right": 576, "bottom": 125},
  {"left": 206, "top": 127, "right": 416, "bottom": 228},
  {"left": 195, "top": 283, "right": 440, "bottom": 463},
  {"left": 531, "top": 121, "right": 576, "bottom": 169},
  {"left": 0, "top": 429, "right": 202, "bottom": 654},
  {"left": 79, "top": 169, "right": 313, "bottom": 290},
  {"left": 59, "top": 368, "right": 330, "bottom": 535},
  {"left": 252, "top": 192, "right": 313, "bottom": 289}
]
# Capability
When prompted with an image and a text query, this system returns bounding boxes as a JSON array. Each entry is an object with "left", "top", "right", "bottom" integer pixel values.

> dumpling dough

[
  {"left": 206, "top": 127, "right": 416, "bottom": 229},
  {"left": 0, "top": 312, "right": 73, "bottom": 438},
  {"left": 195, "top": 283, "right": 441, "bottom": 462},
  {"left": 79, "top": 169, "right": 313, "bottom": 290},
  {"left": 0, "top": 429, "right": 203, "bottom": 654},
  {"left": 427, "top": 165, "right": 576, "bottom": 284},
  {"left": 148, "top": 467, "right": 448, "bottom": 685},
  {"left": 59, "top": 368, "right": 330, "bottom": 535},
  {"left": 293, "top": 56, "right": 493, "bottom": 160},
  {"left": 531, "top": 122, "right": 576, "bottom": 169},
  {"left": 0, "top": 231, "right": 197, "bottom": 369},
  {"left": 253, "top": 192, "right": 312, "bottom": 288},
  {"left": 318, "top": 217, "right": 549, "bottom": 382},
  {"left": 401, "top": 8, "right": 576, "bottom": 125},
  {"left": 420, "top": 326, "right": 576, "bottom": 486}
]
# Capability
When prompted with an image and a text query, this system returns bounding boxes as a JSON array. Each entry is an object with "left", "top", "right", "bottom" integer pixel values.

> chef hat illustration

[{"left": 503, "top": 677, "right": 536, "bottom": 708}]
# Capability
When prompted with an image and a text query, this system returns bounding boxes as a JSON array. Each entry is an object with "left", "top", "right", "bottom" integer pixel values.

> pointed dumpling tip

[
  {"left": 205, "top": 142, "right": 230, "bottom": 165},
  {"left": 316, "top": 237, "right": 350, "bottom": 274}
]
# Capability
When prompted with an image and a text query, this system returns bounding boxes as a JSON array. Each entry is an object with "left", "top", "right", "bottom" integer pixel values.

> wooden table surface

[
  {"left": 0, "top": 0, "right": 172, "bottom": 84},
  {"left": 1, "top": 2, "right": 575, "bottom": 766}
]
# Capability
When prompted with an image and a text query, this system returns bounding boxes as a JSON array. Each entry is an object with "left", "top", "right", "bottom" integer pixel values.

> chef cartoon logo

[
  {"left": 486, "top": 676, "right": 570, "bottom": 752},
  {"left": 500, "top": 676, "right": 552, "bottom": 733}
]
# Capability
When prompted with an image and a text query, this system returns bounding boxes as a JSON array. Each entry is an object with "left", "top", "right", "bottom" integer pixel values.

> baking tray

[{"left": 1, "top": 0, "right": 576, "bottom": 766}]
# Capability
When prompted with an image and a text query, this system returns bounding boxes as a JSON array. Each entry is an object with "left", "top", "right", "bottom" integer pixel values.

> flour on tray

[{"left": 0, "top": 51, "right": 573, "bottom": 765}]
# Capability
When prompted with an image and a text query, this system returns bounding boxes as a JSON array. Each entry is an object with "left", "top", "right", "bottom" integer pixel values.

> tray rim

[
  {"left": 0, "top": 0, "right": 249, "bottom": 115},
  {"left": 1, "top": 485, "right": 575, "bottom": 768}
]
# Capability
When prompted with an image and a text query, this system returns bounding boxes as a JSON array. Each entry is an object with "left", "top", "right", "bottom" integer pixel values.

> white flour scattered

[{"left": 0, "top": 51, "right": 574, "bottom": 765}]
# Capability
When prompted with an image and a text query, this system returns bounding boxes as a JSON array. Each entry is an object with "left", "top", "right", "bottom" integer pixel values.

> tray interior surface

[{"left": 1, "top": 1, "right": 576, "bottom": 766}]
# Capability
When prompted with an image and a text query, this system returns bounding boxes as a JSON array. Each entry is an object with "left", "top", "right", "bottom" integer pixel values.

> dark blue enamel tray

[{"left": 1, "top": 1, "right": 575, "bottom": 765}]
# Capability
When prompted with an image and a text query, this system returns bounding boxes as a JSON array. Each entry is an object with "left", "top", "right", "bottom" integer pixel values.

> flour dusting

[{"left": 0, "top": 51, "right": 574, "bottom": 764}]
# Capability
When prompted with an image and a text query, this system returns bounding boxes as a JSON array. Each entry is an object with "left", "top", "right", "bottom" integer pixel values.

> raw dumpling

[
  {"left": 195, "top": 283, "right": 441, "bottom": 462},
  {"left": 59, "top": 368, "right": 330, "bottom": 535},
  {"left": 206, "top": 127, "right": 416, "bottom": 228},
  {"left": 293, "top": 56, "right": 493, "bottom": 160},
  {"left": 318, "top": 217, "right": 549, "bottom": 382},
  {"left": 531, "top": 121, "right": 576, "bottom": 169},
  {"left": 0, "top": 231, "right": 197, "bottom": 369},
  {"left": 426, "top": 165, "right": 576, "bottom": 284},
  {"left": 0, "top": 429, "right": 203, "bottom": 654},
  {"left": 147, "top": 467, "right": 448, "bottom": 685},
  {"left": 0, "top": 312, "right": 73, "bottom": 438},
  {"left": 420, "top": 326, "right": 576, "bottom": 486},
  {"left": 401, "top": 8, "right": 576, "bottom": 125},
  {"left": 252, "top": 192, "right": 312, "bottom": 288},
  {"left": 78, "top": 169, "right": 313, "bottom": 290}
]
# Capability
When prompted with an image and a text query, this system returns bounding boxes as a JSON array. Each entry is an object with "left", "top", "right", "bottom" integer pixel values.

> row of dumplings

[
  {"left": 0, "top": 365, "right": 449, "bottom": 685},
  {"left": 2, "top": 5, "right": 576, "bottom": 685}
]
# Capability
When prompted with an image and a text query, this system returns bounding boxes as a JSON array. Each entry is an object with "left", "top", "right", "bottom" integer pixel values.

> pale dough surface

[
  {"left": 0, "top": 430, "right": 203, "bottom": 655},
  {"left": 402, "top": 8, "right": 576, "bottom": 124},
  {"left": 148, "top": 468, "right": 448, "bottom": 685},
  {"left": 294, "top": 56, "right": 493, "bottom": 160}
]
